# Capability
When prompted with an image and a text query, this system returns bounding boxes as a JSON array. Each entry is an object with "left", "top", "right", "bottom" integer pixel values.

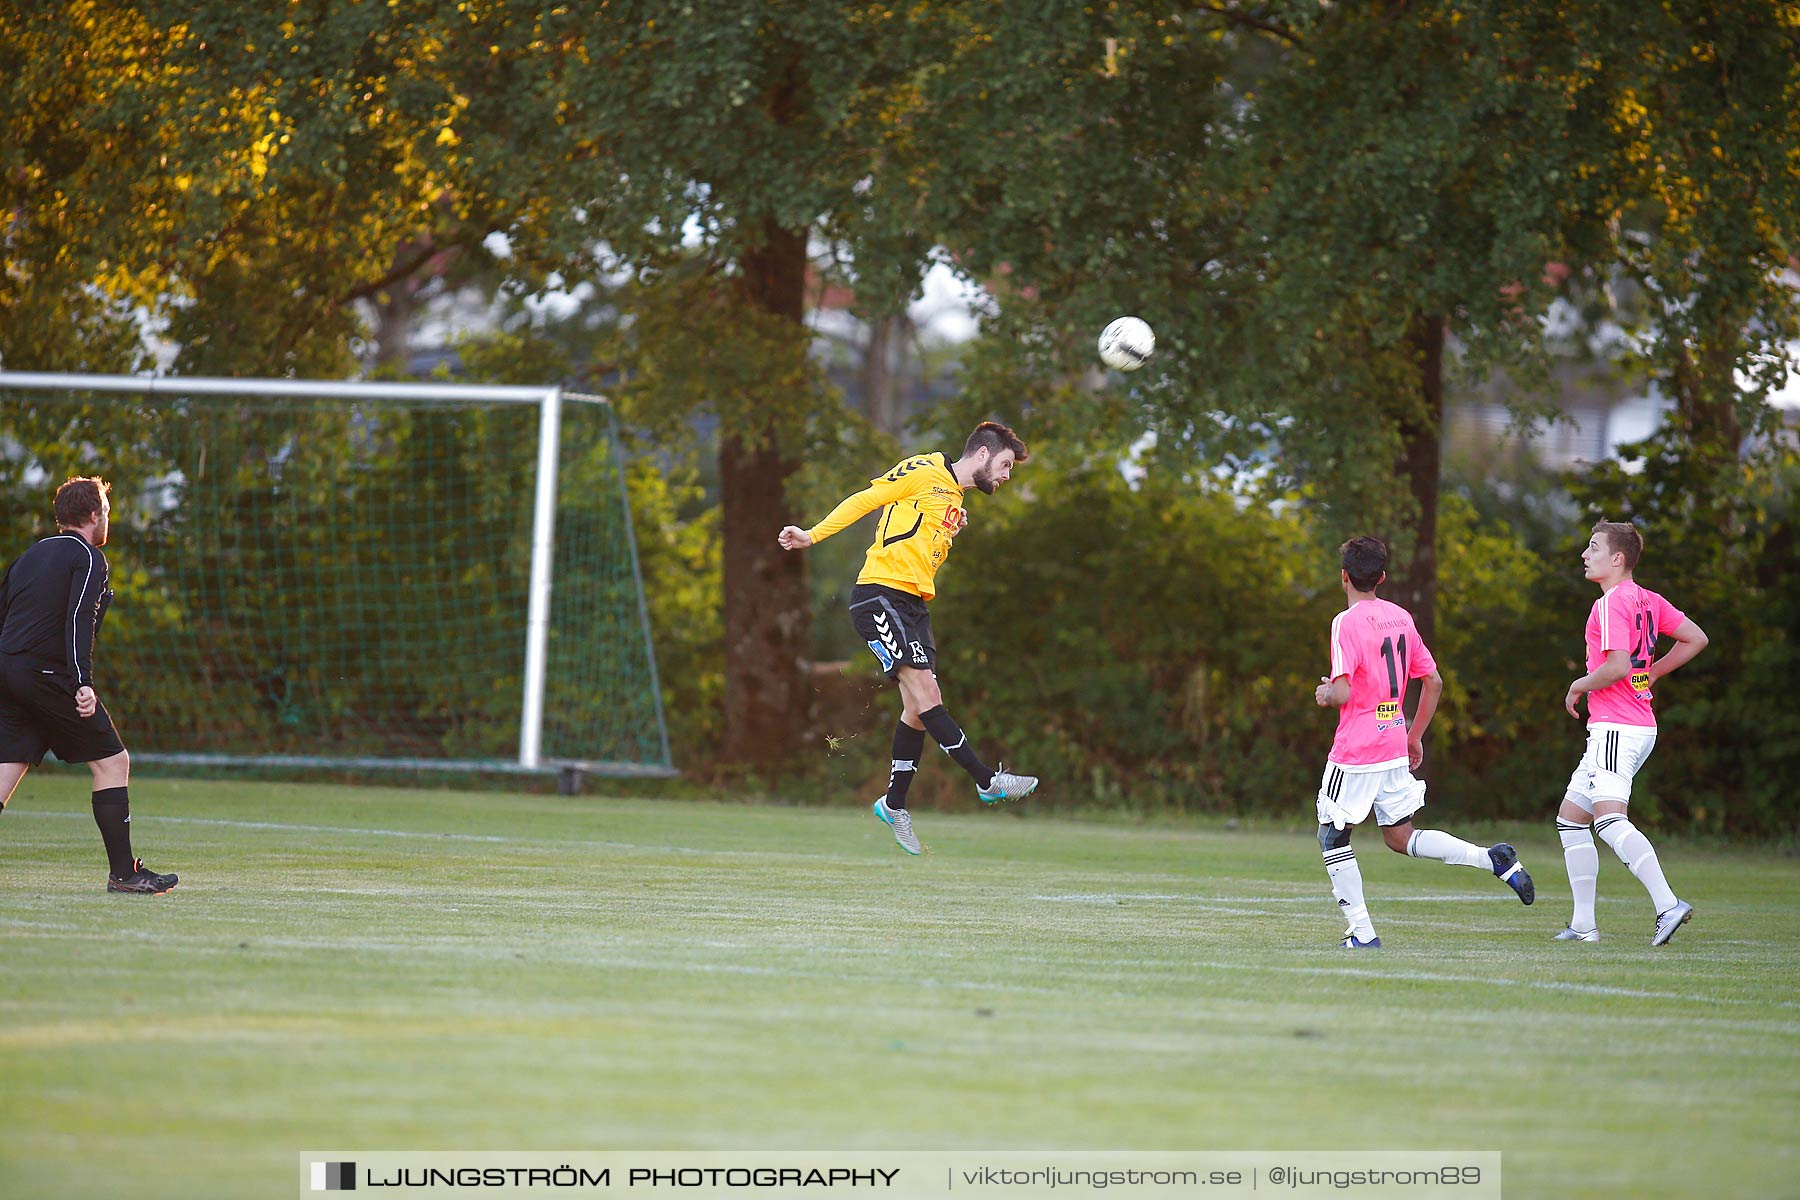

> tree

[
  {"left": 358, "top": 1, "right": 1243, "bottom": 767},
  {"left": 6, "top": 2, "right": 1199, "bottom": 766},
  {"left": 0, "top": 1, "right": 193, "bottom": 371},
  {"left": 930, "top": 1, "right": 1796, "bottom": 654},
  {"left": 1162, "top": 4, "right": 1601, "bottom": 647},
  {"left": 456, "top": 4, "right": 920, "bottom": 766},
  {"left": 9, "top": 1, "right": 1793, "bottom": 779},
  {"left": 1218, "top": 0, "right": 1796, "bottom": 642},
  {"left": 1564, "top": 1, "right": 1800, "bottom": 477}
]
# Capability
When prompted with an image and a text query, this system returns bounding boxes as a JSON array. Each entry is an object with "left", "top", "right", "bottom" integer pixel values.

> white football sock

[
  {"left": 1405, "top": 828, "right": 1489, "bottom": 869},
  {"left": 1558, "top": 818, "right": 1598, "bottom": 931},
  {"left": 1595, "top": 813, "right": 1677, "bottom": 913},
  {"left": 1323, "top": 846, "right": 1375, "bottom": 939}
]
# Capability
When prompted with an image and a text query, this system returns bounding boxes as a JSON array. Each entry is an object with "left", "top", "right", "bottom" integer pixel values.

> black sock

[
  {"left": 91, "top": 787, "right": 136, "bottom": 877},
  {"left": 886, "top": 721, "right": 927, "bottom": 810},
  {"left": 918, "top": 705, "right": 993, "bottom": 790}
]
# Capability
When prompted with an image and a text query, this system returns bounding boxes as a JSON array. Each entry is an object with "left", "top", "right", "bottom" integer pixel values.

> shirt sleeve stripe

[
  {"left": 1599, "top": 588, "right": 1625, "bottom": 652},
  {"left": 1328, "top": 610, "right": 1349, "bottom": 678},
  {"left": 69, "top": 538, "right": 97, "bottom": 681}
]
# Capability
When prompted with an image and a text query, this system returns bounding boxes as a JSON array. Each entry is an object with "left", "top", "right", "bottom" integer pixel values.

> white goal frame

[{"left": 0, "top": 371, "right": 674, "bottom": 779}]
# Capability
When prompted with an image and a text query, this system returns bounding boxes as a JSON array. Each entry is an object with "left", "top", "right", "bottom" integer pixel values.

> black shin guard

[
  {"left": 918, "top": 705, "right": 993, "bottom": 790},
  {"left": 886, "top": 721, "right": 927, "bottom": 810},
  {"left": 91, "top": 786, "right": 136, "bottom": 877}
]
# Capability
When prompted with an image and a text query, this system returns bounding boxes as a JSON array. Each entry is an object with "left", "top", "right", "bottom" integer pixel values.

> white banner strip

[{"left": 298, "top": 1151, "right": 1501, "bottom": 1199}]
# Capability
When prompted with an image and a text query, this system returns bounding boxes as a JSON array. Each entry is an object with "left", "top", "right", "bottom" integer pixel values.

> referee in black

[{"left": 0, "top": 476, "right": 177, "bottom": 893}]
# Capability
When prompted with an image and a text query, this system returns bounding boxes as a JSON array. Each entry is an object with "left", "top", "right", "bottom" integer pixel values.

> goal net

[{"left": 0, "top": 373, "right": 672, "bottom": 778}]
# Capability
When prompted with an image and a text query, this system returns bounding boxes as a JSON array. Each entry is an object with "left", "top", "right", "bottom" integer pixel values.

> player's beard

[{"left": 971, "top": 463, "right": 998, "bottom": 495}]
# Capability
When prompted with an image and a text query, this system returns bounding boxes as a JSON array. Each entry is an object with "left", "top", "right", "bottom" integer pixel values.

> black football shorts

[
  {"left": 848, "top": 583, "right": 936, "bottom": 679},
  {"left": 0, "top": 656, "right": 126, "bottom": 765}
]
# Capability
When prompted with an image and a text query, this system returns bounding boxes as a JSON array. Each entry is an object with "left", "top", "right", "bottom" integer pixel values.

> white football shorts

[
  {"left": 1564, "top": 723, "right": 1657, "bottom": 812},
  {"left": 1317, "top": 761, "right": 1426, "bottom": 829}
]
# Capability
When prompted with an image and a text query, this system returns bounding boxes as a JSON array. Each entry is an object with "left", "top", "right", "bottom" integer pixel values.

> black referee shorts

[
  {"left": 848, "top": 583, "right": 937, "bottom": 679},
  {"left": 0, "top": 656, "right": 126, "bottom": 765}
]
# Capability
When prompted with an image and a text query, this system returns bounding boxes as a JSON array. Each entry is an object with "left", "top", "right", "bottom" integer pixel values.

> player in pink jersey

[
  {"left": 1311, "top": 537, "right": 1534, "bottom": 948},
  {"left": 1555, "top": 521, "right": 1708, "bottom": 946}
]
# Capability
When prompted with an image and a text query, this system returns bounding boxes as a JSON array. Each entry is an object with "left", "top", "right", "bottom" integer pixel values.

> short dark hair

[
  {"left": 1340, "top": 536, "right": 1388, "bottom": 592},
  {"left": 54, "top": 476, "right": 111, "bottom": 529},
  {"left": 964, "top": 420, "right": 1028, "bottom": 464},
  {"left": 1591, "top": 520, "right": 1643, "bottom": 570}
]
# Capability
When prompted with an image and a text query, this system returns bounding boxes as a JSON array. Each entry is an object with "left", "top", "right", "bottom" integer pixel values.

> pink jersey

[
  {"left": 1585, "top": 579, "right": 1686, "bottom": 728},
  {"left": 1326, "top": 597, "right": 1437, "bottom": 767}
]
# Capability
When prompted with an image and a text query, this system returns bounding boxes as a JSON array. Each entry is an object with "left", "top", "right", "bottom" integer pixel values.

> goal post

[{"left": 0, "top": 371, "right": 674, "bottom": 779}]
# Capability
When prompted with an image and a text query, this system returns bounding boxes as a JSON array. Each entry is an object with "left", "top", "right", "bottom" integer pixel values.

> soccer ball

[{"left": 1098, "top": 316, "right": 1155, "bottom": 371}]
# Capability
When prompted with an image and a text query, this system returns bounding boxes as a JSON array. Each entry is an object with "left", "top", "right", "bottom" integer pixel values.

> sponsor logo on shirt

[{"left": 1375, "top": 700, "right": 1404, "bottom": 730}]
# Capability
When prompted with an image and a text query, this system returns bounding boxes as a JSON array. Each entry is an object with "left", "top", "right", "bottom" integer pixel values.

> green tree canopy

[{"left": 5, "top": 0, "right": 1795, "bottom": 785}]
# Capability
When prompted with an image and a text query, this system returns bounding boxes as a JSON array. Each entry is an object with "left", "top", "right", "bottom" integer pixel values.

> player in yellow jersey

[{"left": 778, "top": 421, "right": 1040, "bottom": 854}]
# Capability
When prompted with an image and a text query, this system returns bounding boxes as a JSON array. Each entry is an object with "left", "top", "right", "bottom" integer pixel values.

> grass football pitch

[{"left": 1, "top": 775, "right": 1795, "bottom": 1199}]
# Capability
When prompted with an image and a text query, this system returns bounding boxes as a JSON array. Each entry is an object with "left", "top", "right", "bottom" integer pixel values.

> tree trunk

[
  {"left": 1671, "top": 327, "right": 1744, "bottom": 466},
  {"left": 860, "top": 311, "right": 912, "bottom": 438},
  {"left": 1394, "top": 311, "right": 1445, "bottom": 651},
  {"left": 371, "top": 238, "right": 429, "bottom": 372},
  {"left": 718, "top": 221, "right": 812, "bottom": 768},
  {"left": 373, "top": 284, "right": 413, "bottom": 373}
]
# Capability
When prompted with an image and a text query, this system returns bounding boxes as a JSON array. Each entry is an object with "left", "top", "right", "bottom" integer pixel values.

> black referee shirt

[{"left": 0, "top": 532, "right": 113, "bottom": 687}]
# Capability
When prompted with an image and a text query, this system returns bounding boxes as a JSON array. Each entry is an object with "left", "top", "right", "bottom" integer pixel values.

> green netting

[{"left": 0, "top": 383, "right": 671, "bottom": 776}]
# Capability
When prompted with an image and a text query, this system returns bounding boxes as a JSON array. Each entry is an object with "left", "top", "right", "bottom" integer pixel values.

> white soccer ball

[{"left": 1098, "top": 316, "right": 1155, "bottom": 372}]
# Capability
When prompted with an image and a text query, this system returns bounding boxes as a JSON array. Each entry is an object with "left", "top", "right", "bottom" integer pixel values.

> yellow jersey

[{"left": 806, "top": 452, "right": 968, "bottom": 601}]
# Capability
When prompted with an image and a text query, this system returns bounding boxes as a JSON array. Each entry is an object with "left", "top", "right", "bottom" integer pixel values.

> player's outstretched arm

[
  {"left": 1650, "top": 618, "right": 1708, "bottom": 681},
  {"left": 798, "top": 470, "right": 923, "bottom": 553}
]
